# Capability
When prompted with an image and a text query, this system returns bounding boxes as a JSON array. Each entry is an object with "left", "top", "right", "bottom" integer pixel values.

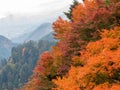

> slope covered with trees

[
  {"left": 0, "top": 40, "right": 56, "bottom": 90},
  {"left": 23, "top": 0, "right": 120, "bottom": 90},
  {"left": 0, "top": 35, "right": 15, "bottom": 60}
]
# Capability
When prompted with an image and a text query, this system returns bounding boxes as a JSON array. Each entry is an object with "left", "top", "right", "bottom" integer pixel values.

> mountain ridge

[
  {"left": 0, "top": 35, "right": 15, "bottom": 60},
  {"left": 12, "top": 23, "right": 53, "bottom": 43}
]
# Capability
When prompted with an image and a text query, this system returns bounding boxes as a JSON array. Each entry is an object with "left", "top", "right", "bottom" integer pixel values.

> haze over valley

[{"left": 0, "top": 0, "right": 77, "bottom": 61}]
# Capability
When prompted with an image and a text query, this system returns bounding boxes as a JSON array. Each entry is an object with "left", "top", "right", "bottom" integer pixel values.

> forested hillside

[
  {"left": 23, "top": 0, "right": 120, "bottom": 90},
  {"left": 13, "top": 23, "right": 53, "bottom": 43},
  {"left": 0, "top": 40, "right": 56, "bottom": 90},
  {"left": 0, "top": 35, "right": 15, "bottom": 60}
]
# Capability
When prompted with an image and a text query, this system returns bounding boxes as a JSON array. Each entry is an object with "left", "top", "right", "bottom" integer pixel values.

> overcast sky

[
  {"left": 0, "top": 0, "right": 82, "bottom": 18},
  {"left": 0, "top": 0, "right": 82, "bottom": 39}
]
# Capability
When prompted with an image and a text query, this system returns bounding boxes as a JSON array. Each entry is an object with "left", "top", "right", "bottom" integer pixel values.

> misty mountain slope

[
  {"left": 26, "top": 23, "right": 53, "bottom": 41},
  {"left": 0, "top": 15, "right": 40, "bottom": 39},
  {"left": 0, "top": 0, "right": 73, "bottom": 39},
  {"left": 41, "top": 31, "right": 57, "bottom": 42},
  {"left": 12, "top": 32, "right": 31, "bottom": 43},
  {"left": 0, "top": 35, "right": 15, "bottom": 60},
  {"left": 12, "top": 23, "right": 53, "bottom": 43}
]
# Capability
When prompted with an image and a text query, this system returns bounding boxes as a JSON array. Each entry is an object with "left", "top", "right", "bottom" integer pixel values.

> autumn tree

[
  {"left": 64, "top": 0, "right": 79, "bottom": 20},
  {"left": 23, "top": 0, "right": 120, "bottom": 90},
  {"left": 54, "top": 0, "right": 120, "bottom": 57},
  {"left": 53, "top": 26, "right": 120, "bottom": 90},
  {"left": 52, "top": 0, "right": 120, "bottom": 73},
  {"left": 23, "top": 52, "right": 57, "bottom": 90}
]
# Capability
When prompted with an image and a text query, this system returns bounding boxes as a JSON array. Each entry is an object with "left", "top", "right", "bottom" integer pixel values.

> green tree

[{"left": 64, "top": 0, "right": 79, "bottom": 20}]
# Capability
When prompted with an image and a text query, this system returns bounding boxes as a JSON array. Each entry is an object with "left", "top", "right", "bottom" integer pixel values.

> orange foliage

[
  {"left": 34, "top": 52, "right": 54, "bottom": 75},
  {"left": 53, "top": 26, "right": 120, "bottom": 90},
  {"left": 93, "top": 83, "right": 120, "bottom": 90},
  {"left": 23, "top": 0, "right": 120, "bottom": 89},
  {"left": 23, "top": 52, "right": 56, "bottom": 90},
  {"left": 53, "top": 17, "right": 71, "bottom": 40}
]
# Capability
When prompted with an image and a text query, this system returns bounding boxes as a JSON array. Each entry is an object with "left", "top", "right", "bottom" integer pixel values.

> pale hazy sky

[
  {"left": 0, "top": 0, "right": 82, "bottom": 18},
  {"left": 0, "top": 0, "right": 82, "bottom": 39}
]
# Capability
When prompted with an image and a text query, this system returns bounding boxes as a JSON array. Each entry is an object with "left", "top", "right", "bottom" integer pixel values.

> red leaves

[
  {"left": 23, "top": 52, "right": 56, "bottom": 89},
  {"left": 34, "top": 52, "right": 53, "bottom": 75}
]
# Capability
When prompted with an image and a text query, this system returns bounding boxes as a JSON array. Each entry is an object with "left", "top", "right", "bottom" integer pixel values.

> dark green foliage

[
  {"left": 0, "top": 59, "right": 7, "bottom": 69},
  {"left": 64, "top": 0, "right": 79, "bottom": 20},
  {"left": 0, "top": 35, "right": 16, "bottom": 61},
  {"left": 0, "top": 40, "right": 56, "bottom": 90},
  {"left": 38, "top": 40, "right": 56, "bottom": 53}
]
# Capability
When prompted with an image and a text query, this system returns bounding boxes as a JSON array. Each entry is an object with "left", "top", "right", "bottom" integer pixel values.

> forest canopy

[{"left": 23, "top": 0, "right": 120, "bottom": 90}]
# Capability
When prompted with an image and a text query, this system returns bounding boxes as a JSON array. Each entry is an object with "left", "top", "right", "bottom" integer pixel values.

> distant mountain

[
  {"left": 0, "top": 35, "right": 15, "bottom": 60},
  {"left": 12, "top": 23, "right": 53, "bottom": 43},
  {"left": 0, "top": 2, "right": 69, "bottom": 39},
  {"left": 41, "top": 32, "right": 56, "bottom": 42},
  {"left": 0, "top": 15, "right": 41, "bottom": 39},
  {"left": 0, "top": 39, "right": 56, "bottom": 90},
  {"left": 0, "top": 0, "right": 78, "bottom": 40},
  {"left": 26, "top": 23, "right": 53, "bottom": 41},
  {"left": 12, "top": 32, "right": 31, "bottom": 44}
]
